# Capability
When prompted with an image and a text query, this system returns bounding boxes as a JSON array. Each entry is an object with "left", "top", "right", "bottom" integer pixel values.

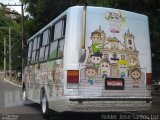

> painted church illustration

[{"left": 84, "top": 26, "right": 142, "bottom": 87}]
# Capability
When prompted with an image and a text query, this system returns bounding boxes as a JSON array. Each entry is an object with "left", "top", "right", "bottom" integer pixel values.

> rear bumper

[
  {"left": 49, "top": 96, "right": 152, "bottom": 112},
  {"left": 67, "top": 97, "right": 152, "bottom": 112},
  {"left": 69, "top": 97, "right": 152, "bottom": 102}
]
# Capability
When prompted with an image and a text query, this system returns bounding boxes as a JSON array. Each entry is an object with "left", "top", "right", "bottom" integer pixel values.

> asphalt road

[
  {"left": 0, "top": 74, "right": 45, "bottom": 120},
  {"left": 0, "top": 72, "right": 160, "bottom": 120}
]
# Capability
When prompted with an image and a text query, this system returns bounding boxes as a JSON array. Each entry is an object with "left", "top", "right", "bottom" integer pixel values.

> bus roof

[{"left": 27, "top": 6, "right": 148, "bottom": 43}]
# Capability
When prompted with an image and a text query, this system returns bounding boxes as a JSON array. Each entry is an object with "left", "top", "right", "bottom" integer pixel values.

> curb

[{"left": 3, "top": 78, "right": 22, "bottom": 88}]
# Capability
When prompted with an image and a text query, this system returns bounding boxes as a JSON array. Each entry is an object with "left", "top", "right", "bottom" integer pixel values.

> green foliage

[
  {"left": 20, "top": 0, "right": 71, "bottom": 36},
  {"left": 20, "top": 0, "right": 116, "bottom": 38},
  {"left": 0, "top": 9, "right": 22, "bottom": 70}
]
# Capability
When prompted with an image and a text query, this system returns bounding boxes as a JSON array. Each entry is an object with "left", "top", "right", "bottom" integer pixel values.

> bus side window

[
  {"left": 27, "top": 40, "right": 33, "bottom": 65},
  {"left": 31, "top": 35, "right": 41, "bottom": 64},
  {"left": 39, "top": 29, "right": 51, "bottom": 62},
  {"left": 39, "top": 47, "right": 45, "bottom": 62},
  {"left": 57, "top": 39, "right": 65, "bottom": 58},
  {"left": 49, "top": 41, "right": 58, "bottom": 59},
  {"left": 54, "top": 20, "right": 63, "bottom": 40},
  {"left": 31, "top": 37, "right": 37, "bottom": 64},
  {"left": 35, "top": 35, "right": 41, "bottom": 62},
  {"left": 53, "top": 18, "right": 66, "bottom": 41},
  {"left": 49, "top": 17, "right": 66, "bottom": 59}
]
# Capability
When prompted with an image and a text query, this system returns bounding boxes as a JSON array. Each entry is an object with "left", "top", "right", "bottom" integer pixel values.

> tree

[
  {"left": 20, "top": 0, "right": 116, "bottom": 38},
  {"left": 0, "top": 9, "right": 21, "bottom": 70}
]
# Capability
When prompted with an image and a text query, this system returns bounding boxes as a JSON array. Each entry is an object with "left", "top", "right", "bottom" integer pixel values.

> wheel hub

[
  {"left": 42, "top": 97, "right": 46, "bottom": 113},
  {"left": 22, "top": 91, "right": 26, "bottom": 100}
]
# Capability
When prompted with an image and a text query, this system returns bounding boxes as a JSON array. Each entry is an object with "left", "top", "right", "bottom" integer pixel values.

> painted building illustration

[{"left": 85, "top": 26, "right": 142, "bottom": 87}]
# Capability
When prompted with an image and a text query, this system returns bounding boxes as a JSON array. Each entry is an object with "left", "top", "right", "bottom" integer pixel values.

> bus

[{"left": 22, "top": 6, "right": 152, "bottom": 118}]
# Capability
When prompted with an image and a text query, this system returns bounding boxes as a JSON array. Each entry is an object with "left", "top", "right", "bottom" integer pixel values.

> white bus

[{"left": 22, "top": 6, "right": 152, "bottom": 118}]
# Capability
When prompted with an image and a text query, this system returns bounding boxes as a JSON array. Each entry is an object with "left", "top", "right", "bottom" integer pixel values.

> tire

[
  {"left": 22, "top": 88, "right": 26, "bottom": 101},
  {"left": 22, "top": 85, "right": 30, "bottom": 105},
  {"left": 40, "top": 90, "right": 50, "bottom": 119}
]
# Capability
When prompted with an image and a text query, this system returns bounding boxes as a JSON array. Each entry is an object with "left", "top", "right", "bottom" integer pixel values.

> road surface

[{"left": 0, "top": 72, "right": 45, "bottom": 120}]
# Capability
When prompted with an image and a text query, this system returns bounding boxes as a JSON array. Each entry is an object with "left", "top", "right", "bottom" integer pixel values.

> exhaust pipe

[{"left": 79, "top": 4, "right": 87, "bottom": 63}]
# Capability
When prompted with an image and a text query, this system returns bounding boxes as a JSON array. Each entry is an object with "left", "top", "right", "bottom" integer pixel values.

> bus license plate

[{"left": 105, "top": 78, "right": 125, "bottom": 90}]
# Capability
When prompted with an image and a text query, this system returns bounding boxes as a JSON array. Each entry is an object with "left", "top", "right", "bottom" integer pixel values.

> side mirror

[{"left": 79, "top": 49, "right": 86, "bottom": 63}]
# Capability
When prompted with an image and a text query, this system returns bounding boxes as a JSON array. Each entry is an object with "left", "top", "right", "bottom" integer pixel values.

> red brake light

[
  {"left": 146, "top": 73, "right": 152, "bottom": 85},
  {"left": 67, "top": 70, "right": 79, "bottom": 83}
]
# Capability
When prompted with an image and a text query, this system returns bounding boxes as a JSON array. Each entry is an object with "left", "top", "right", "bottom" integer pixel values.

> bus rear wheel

[
  {"left": 22, "top": 85, "right": 30, "bottom": 105},
  {"left": 22, "top": 89, "right": 26, "bottom": 101},
  {"left": 41, "top": 91, "right": 50, "bottom": 119}
]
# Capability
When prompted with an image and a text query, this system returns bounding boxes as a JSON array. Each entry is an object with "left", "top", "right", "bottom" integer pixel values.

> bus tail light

[
  {"left": 146, "top": 73, "right": 152, "bottom": 90},
  {"left": 146, "top": 73, "right": 152, "bottom": 85},
  {"left": 67, "top": 70, "right": 79, "bottom": 83}
]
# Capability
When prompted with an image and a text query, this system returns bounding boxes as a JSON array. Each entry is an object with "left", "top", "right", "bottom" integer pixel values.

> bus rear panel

[{"left": 64, "top": 6, "right": 152, "bottom": 112}]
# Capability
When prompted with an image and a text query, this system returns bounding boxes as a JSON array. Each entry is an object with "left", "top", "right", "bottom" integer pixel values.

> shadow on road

[{"left": 48, "top": 111, "right": 160, "bottom": 120}]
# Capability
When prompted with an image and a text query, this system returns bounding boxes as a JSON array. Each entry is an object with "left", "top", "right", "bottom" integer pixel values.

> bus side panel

[
  {"left": 23, "top": 65, "right": 43, "bottom": 103},
  {"left": 23, "top": 60, "right": 65, "bottom": 101}
]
